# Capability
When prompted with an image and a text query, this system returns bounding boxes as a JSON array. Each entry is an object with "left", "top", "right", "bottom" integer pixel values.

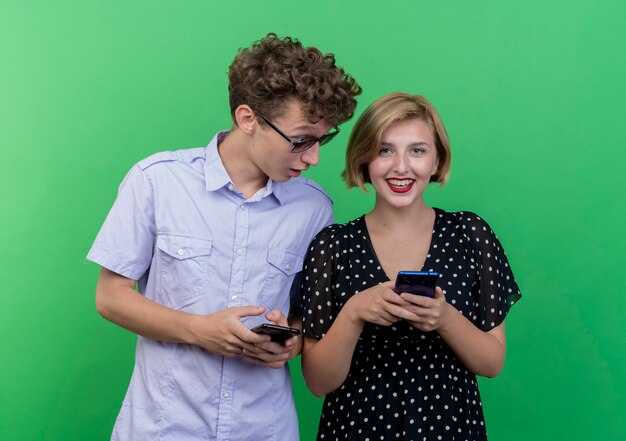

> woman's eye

[
  {"left": 378, "top": 147, "right": 392, "bottom": 155},
  {"left": 410, "top": 147, "right": 425, "bottom": 155}
]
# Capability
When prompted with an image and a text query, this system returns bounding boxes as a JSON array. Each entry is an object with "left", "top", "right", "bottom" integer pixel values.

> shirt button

[
  {"left": 236, "top": 248, "right": 243, "bottom": 255},
  {"left": 177, "top": 248, "right": 185, "bottom": 256},
  {"left": 285, "top": 263, "right": 292, "bottom": 271},
  {"left": 223, "top": 391, "right": 230, "bottom": 398},
  {"left": 240, "top": 204, "right": 246, "bottom": 211},
  {"left": 227, "top": 184, "right": 235, "bottom": 192},
  {"left": 231, "top": 295, "right": 238, "bottom": 301}
]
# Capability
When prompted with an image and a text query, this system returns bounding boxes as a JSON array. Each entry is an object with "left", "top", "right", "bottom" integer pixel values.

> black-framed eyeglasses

[{"left": 259, "top": 115, "right": 340, "bottom": 153}]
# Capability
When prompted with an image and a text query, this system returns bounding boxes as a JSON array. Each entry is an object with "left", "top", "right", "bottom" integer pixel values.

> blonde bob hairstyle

[{"left": 342, "top": 92, "right": 451, "bottom": 190}]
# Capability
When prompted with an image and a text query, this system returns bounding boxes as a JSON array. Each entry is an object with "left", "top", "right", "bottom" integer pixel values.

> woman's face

[{"left": 367, "top": 118, "right": 439, "bottom": 210}]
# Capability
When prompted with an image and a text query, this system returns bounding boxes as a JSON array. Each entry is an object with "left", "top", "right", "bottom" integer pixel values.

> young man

[{"left": 87, "top": 34, "right": 360, "bottom": 440}]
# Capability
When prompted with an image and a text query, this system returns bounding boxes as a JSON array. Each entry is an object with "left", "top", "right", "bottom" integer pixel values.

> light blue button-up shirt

[{"left": 87, "top": 132, "right": 333, "bottom": 441}]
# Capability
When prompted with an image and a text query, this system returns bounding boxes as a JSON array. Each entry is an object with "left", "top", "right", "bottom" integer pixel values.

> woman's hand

[
  {"left": 401, "top": 286, "right": 507, "bottom": 377},
  {"left": 399, "top": 287, "right": 452, "bottom": 332},
  {"left": 346, "top": 281, "right": 419, "bottom": 326}
]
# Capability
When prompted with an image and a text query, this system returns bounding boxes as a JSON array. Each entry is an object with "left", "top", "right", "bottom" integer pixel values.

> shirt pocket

[
  {"left": 261, "top": 248, "right": 304, "bottom": 312},
  {"left": 155, "top": 233, "right": 212, "bottom": 309}
]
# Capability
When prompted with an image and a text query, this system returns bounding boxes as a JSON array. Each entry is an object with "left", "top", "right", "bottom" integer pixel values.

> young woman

[{"left": 300, "top": 92, "right": 521, "bottom": 440}]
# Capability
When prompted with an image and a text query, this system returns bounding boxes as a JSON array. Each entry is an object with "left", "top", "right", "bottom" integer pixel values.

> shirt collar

[
  {"left": 269, "top": 180, "right": 288, "bottom": 205},
  {"left": 203, "top": 131, "right": 285, "bottom": 205},
  {"left": 204, "top": 131, "right": 232, "bottom": 192}
]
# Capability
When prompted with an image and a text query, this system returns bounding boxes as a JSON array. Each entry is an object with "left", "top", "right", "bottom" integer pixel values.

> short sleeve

[
  {"left": 301, "top": 225, "right": 339, "bottom": 340},
  {"left": 86, "top": 164, "right": 156, "bottom": 280},
  {"left": 290, "top": 204, "right": 334, "bottom": 315},
  {"left": 460, "top": 212, "right": 522, "bottom": 331}
]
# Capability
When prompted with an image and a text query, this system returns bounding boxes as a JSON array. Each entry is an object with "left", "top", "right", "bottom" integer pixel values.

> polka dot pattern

[{"left": 301, "top": 209, "right": 521, "bottom": 441}]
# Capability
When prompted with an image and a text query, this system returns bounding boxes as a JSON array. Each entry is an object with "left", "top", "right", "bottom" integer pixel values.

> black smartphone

[
  {"left": 251, "top": 323, "right": 301, "bottom": 343},
  {"left": 393, "top": 271, "right": 440, "bottom": 297}
]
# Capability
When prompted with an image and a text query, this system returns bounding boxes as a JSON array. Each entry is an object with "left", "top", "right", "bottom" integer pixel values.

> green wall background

[{"left": 1, "top": 1, "right": 625, "bottom": 440}]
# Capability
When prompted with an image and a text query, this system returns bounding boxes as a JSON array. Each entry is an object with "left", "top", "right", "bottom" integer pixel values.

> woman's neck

[
  {"left": 365, "top": 200, "right": 433, "bottom": 236},
  {"left": 364, "top": 200, "right": 436, "bottom": 277}
]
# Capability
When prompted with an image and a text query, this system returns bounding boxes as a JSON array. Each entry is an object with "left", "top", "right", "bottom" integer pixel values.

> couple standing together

[{"left": 88, "top": 33, "right": 521, "bottom": 441}]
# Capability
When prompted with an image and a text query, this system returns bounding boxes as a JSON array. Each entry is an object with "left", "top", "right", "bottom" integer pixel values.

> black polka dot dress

[{"left": 301, "top": 209, "right": 521, "bottom": 441}]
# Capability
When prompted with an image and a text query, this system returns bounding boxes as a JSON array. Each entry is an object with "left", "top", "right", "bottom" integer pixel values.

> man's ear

[{"left": 234, "top": 105, "right": 257, "bottom": 134}]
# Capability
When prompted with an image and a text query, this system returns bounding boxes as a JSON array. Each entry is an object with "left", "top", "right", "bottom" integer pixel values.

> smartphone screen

[
  {"left": 251, "top": 323, "right": 300, "bottom": 343},
  {"left": 393, "top": 271, "right": 440, "bottom": 297}
]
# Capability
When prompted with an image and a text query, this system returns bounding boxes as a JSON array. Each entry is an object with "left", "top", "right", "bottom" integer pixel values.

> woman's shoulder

[
  {"left": 435, "top": 208, "right": 508, "bottom": 256},
  {"left": 310, "top": 216, "right": 365, "bottom": 247},
  {"left": 435, "top": 208, "right": 494, "bottom": 233}
]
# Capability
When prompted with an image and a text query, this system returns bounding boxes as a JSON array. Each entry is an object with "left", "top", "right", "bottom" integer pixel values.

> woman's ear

[{"left": 234, "top": 104, "right": 257, "bottom": 134}]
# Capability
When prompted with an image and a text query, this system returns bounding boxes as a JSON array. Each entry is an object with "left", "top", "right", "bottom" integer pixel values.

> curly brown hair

[{"left": 228, "top": 33, "right": 361, "bottom": 127}]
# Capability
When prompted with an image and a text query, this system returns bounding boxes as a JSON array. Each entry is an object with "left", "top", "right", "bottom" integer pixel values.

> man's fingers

[
  {"left": 265, "top": 309, "right": 288, "bottom": 326},
  {"left": 244, "top": 356, "right": 287, "bottom": 369},
  {"left": 253, "top": 341, "right": 290, "bottom": 354},
  {"left": 282, "top": 336, "right": 297, "bottom": 347},
  {"left": 226, "top": 320, "right": 272, "bottom": 345},
  {"left": 243, "top": 349, "right": 290, "bottom": 363},
  {"left": 229, "top": 305, "right": 266, "bottom": 318},
  {"left": 217, "top": 335, "right": 263, "bottom": 355},
  {"left": 235, "top": 327, "right": 272, "bottom": 345}
]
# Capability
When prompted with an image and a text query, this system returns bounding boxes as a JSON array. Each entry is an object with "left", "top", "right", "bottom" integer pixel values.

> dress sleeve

[
  {"left": 460, "top": 212, "right": 522, "bottom": 331},
  {"left": 289, "top": 202, "right": 334, "bottom": 315},
  {"left": 301, "top": 225, "right": 339, "bottom": 340},
  {"left": 86, "top": 164, "right": 156, "bottom": 281}
]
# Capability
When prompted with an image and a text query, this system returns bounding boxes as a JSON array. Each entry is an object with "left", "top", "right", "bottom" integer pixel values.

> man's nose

[{"left": 301, "top": 143, "right": 320, "bottom": 167}]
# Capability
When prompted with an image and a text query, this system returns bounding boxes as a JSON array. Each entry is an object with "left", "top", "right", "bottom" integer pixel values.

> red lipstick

[{"left": 385, "top": 179, "right": 415, "bottom": 193}]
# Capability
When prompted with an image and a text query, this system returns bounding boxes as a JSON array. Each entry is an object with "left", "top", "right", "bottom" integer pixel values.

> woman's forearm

[
  {"left": 437, "top": 305, "right": 506, "bottom": 378},
  {"left": 301, "top": 301, "right": 364, "bottom": 397}
]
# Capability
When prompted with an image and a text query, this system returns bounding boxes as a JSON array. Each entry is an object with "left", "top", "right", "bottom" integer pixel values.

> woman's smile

[{"left": 385, "top": 178, "right": 415, "bottom": 193}]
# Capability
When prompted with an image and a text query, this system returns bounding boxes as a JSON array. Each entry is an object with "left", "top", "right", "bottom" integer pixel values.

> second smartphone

[{"left": 251, "top": 323, "right": 300, "bottom": 343}]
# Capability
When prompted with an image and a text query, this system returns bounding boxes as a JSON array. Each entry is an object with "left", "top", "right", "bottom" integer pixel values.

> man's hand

[
  {"left": 243, "top": 309, "right": 302, "bottom": 369},
  {"left": 187, "top": 306, "right": 272, "bottom": 357}
]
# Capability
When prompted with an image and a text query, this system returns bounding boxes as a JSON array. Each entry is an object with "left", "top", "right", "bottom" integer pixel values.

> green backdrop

[{"left": 1, "top": 1, "right": 625, "bottom": 440}]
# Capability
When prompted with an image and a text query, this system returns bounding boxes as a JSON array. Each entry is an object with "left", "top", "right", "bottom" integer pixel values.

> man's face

[{"left": 250, "top": 99, "right": 333, "bottom": 182}]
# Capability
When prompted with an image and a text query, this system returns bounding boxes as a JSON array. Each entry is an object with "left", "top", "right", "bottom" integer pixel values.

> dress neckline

[{"left": 357, "top": 208, "right": 441, "bottom": 282}]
